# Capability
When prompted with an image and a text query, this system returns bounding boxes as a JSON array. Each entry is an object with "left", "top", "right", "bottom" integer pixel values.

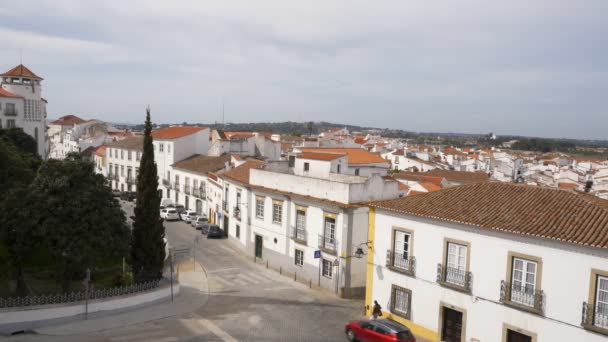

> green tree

[
  {"left": 131, "top": 109, "right": 166, "bottom": 282},
  {"left": 0, "top": 128, "right": 38, "bottom": 156},
  {"left": 304, "top": 121, "right": 314, "bottom": 136},
  {"left": 32, "top": 155, "right": 131, "bottom": 291}
]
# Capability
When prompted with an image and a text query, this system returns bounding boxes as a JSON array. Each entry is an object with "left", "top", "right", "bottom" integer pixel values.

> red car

[{"left": 345, "top": 318, "right": 416, "bottom": 342}]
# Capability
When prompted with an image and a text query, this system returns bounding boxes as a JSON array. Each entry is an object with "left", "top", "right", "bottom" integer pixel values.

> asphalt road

[{"left": 11, "top": 201, "right": 364, "bottom": 341}]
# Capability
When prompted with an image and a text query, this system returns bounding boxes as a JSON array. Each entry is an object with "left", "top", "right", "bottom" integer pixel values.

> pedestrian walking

[{"left": 372, "top": 300, "right": 382, "bottom": 320}]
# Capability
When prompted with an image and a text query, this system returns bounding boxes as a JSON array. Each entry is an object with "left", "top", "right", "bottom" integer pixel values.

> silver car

[{"left": 191, "top": 216, "right": 209, "bottom": 229}]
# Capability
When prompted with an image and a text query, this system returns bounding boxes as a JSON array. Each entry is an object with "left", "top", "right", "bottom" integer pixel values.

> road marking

[
  {"left": 237, "top": 273, "right": 260, "bottom": 284},
  {"left": 208, "top": 267, "right": 240, "bottom": 274},
  {"left": 211, "top": 276, "right": 232, "bottom": 286},
  {"left": 109, "top": 330, "right": 166, "bottom": 341},
  {"left": 247, "top": 272, "right": 275, "bottom": 283},
  {"left": 198, "top": 319, "right": 238, "bottom": 342}
]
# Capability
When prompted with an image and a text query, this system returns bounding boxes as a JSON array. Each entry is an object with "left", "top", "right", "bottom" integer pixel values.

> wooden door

[
  {"left": 441, "top": 307, "right": 463, "bottom": 342},
  {"left": 506, "top": 329, "right": 532, "bottom": 342},
  {"left": 255, "top": 235, "right": 263, "bottom": 258}
]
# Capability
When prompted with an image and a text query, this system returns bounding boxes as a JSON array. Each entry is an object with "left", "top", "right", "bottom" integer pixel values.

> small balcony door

[{"left": 441, "top": 307, "right": 463, "bottom": 342}]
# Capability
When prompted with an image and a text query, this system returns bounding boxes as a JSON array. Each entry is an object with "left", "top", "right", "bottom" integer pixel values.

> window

[
  {"left": 272, "top": 200, "right": 283, "bottom": 223},
  {"left": 136, "top": 151, "right": 140, "bottom": 161},
  {"left": 288, "top": 156, "right": 295, "bottom": 167},
  {"left": 120, "top": 150, "right": 124, "bottom": 160},
  {"left": 304, "top": 162, "right": 309, "bottom": 172},
  {"left": 5, "top": 103, "right": 16, "bottom": 116},
  {"left": 510, "top": 258, "right": 537, "bottom": 306},
  {"left": 390, "top": 229, "right": 413, "bottom": 272},
  {"left": 167, "top": 144, "right": 171, "bottom": 153},
  {"left": 256, "top": 196, "right": 265, "bottom": 218},
  {"left": 355, "top": 168, "right": 360, "bottom": 176},
  {"left": 159, "top": 143, "right": 164, "bottom": 152},
  {"left": 236, "top": 225, "right": 240, "bottom": 238},
  {"left": 7, "top": 119, "right": 15, "bottom": 128},
  {"left": 337, "top": 164, "right": 341, "bottom": 174},
  {"left": 120, "top": 165, "right": 124, "bottom": 176},
  {"left": 296, "top": 209, "right": 306, "bottom": 230},
  {"left": 390, "top": 285, "right": 412, "bottom": 319},
  {"left": 185, "top": 196, "right": 189, "bottom": 210},
  {"left": 394, "top": 230, "right": 410, "bottom": 259},
  {"left": 324, "top": 216, "right": 336, "bottom": 241},
  {"left": 322, "top": 259, "right": 332, "bottom": 278},
  {"left": 295, "top": 249, "right": 304, "bottom": 266},
  {"left": 128, "top": 150, "right": 132, "bottom": 160},
  {"left": 446, "top": 241, "right": 467, "bottom": 286},
  {"left": 595, "top": 275, "right": 608, "bottom": 329},
  {"left": 394, "top": 156, "right": 399, "bottom": 164}
]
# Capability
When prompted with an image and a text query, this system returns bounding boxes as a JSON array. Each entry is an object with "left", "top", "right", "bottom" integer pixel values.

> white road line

[
  {"left": 229, "top": 277, "right": 248, "bottom": 286},
  {"left": 211, "top": 276, "right": 232, "bottom": 286},
  {"left": 237, "top": 273, "right": 260, "bottom": 284},
  {"left": 247, "top": 272, "right": 275, "bottom": 283},
  {"left": 208, "top": 267, "right": 240, "bottom": 274},
  {"left": 198, "top": 319, "right": 238, "bottom": 342}
]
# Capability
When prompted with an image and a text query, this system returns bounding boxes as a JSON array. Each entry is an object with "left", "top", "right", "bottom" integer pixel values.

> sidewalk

[{"left": 34, "top": 261, "right": 208, "bottom": 336}]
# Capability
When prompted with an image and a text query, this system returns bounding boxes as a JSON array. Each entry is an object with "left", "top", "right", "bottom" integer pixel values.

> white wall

[
  {"left": 371, "top": 209, "right": 608, "bottom": 341},
  {"left": 106, "top": 146, "right": 142, "bottom": 192}
]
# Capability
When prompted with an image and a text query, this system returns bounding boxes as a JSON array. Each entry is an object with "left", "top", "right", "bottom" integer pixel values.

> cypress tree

[{"left": 131, "top": 108, "right": 165, "bottom": 282}]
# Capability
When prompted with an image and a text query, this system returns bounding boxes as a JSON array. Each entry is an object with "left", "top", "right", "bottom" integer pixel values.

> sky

[{"left": 0, "top": 1, "right": 607, "bottom": 140}]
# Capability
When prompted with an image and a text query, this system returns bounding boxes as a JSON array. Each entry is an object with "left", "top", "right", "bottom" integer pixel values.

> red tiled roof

[
  {"left": 1, "top": 64, "right": 43, "bottom": 80},
  {"left": 172, "top": 154, "right": 231, "bottom": 174},
  {"left": 224, "top": 131, "right": 255, "bottom": 140},
  {"left": 222, "top": 160, "right": 265, "bottom": 185},
  {"left": 50, "top": 115, "right": 86, "bottom": 126},
  {"left": 354, "top": 137, "right": 368, "bottom": 145},
  {"left": 299, "top": 152, "right": 345, "bottom": 161},
  {"left": 392, "top": 172, "right": 445, "bottom": 186},
  {"left": 425, "top": 170, "right": 489, "bottom": 184},
  {"left": 419, "top": 181, "right": 442, "bottom": 192},
  {"left": 558, "top": 182, "right": 578, "bottom": 189},
  {"left": 0, "top": 87, "right": 22, "bottom": 98},
  {"left": 94, "top": 145, "right": 106, "bottom": 157},
  {"left": 152, "top": 126, "right": 207, "bottom": 140},
  {"left": 369, "top": 182, "right": 608, "bottom": 249},
  {"left": 300, "top": 148, "right": 387, "bottom": 165}
]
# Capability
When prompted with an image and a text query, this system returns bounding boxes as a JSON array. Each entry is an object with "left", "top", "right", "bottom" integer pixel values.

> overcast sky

[{"left": 1, "top": 1, "right": 606, "bottom": 139}]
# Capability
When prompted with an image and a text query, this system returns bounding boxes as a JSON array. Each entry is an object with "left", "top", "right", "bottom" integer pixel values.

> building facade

[{"left": 105, "top": 136, "right": 143, "bottom": 192}]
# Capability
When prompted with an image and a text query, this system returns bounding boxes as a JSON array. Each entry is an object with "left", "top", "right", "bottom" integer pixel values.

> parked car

[
  {"left": 120, "top": 191, "right": 137, "bottom": 202},
  {"left": 206, "top": 225, "right": 225, "bottom": 239},
  {"left": 175, "top": 204, "right": 185, "bottom": 214},
  {"left": 180, "top": 210, "right": 198, "bottom": 222},
  {"left": 191, "top": 216, "right": 208, "bottom": 229},
  {"left": 112, "top": 189, "right": 121, "bottom": 197},
  {"left": 345, "top": 319, "right": 415, "bottom": 342},
  {"left": 200, "top": 223, "right": 210, "bottom": 234},
  {"left": 160, "top": 208, "right": 168, "bottom": 219},
  {"left": 165, "top": 209, "right": 180, "bottom": 221}
]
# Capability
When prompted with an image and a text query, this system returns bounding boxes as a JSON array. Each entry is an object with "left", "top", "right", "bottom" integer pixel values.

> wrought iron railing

[
  {"left": 222, "top": 201, "right": 229, "bottom": 212},
  {"left": 192, "top": 188, "right": 200, "bottom": 198},
  {"left": 126, "top": 176, "right": 135, "bottom": 185},
  {"left": 162, "top": 179, "right": 171, "bottom": 188},
  {"left": 582, "top": 302, "right": 608, "bottom": 331},
  {"left": 172, "top": 182, "right": 180, "bottom": 192},
  {"left": 386, "top": 250, "right": 415, "bottom": 276},
  {"left": 437, "top": 263, "right": 472, "bottom": 293},
  {"left": 318, "top": 234, "right": 336, "bottom": 254},
  {"left": 500, "top": 280, "right": 544, "bottom": 315},
  {"left": 233, "top": 206, "right": 241, "bottom": 220},
  {"left": 291, "top": 226, "right": 307, "bottom": 243},
  {"left": 184, "top": 185, "right": 191, "bottom": 195},
  {"left": 0, "top": 279, "right": 162, "bottom": 308}
]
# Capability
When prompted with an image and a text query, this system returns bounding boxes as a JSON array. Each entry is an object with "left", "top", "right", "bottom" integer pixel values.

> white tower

[{"left": 0, "top": 64, "right": 48, "bottom": 158}]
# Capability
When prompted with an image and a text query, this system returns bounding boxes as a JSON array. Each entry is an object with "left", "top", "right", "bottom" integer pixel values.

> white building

[
  {"left": 219, "top": 152, "right": 399, "bottom": 297},
  {"left": 365, "top": 182, "right": 608, "bottom": 342},
  {"left": 296, "top": 147, "right": 391, "bottom": 177},
  {"left": 105, "top": 136, "right": 143, "bottom": 193},
  {"left": 0, "top": 64, "right": 48, "bottom": 158},
  {"left": 207, "top": 130, "right": 281, "bottom": 160}
]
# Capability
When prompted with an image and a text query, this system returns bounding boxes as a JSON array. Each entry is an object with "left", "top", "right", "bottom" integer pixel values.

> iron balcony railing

[
  {"left": 184, "top": 184, "right": 191, "bottom": 195},
  {"left": 318, "top": 234, "right": 337, "bottom": 254},
  {"left": 233, "top": 206, "right": 241, "bottom": 220},
  {"left": 436, "top": 263, "right": 472, "bottom": 293},
  {"left": 172, "top": 182, "right": 180, "bottom": 192},
  {"left": 386, "top": 250, "right": 416, "bottom": 276},
  {"left": 4, "top": 108, "right": 17, "bottom": 116},
  {"left": 222, "top": 200, "right": 229, "bottom": 212},
  {"left": 291, "top": 226, "right": 307, "bottom": 244},
  {"left": 192, "top": 188, "right": 200, "bottom": 198},
  {"left": 500, "top": 281, "right": 544, "bottom": 315},
  {"left": 126, "top": 175, "right": 135, "bottom": 185},
  {"left": 162, "top": 179, "right": 171, "bottom": 188},
  {"left": 582, "top": 302, "right": 608, "bottom": 331},
  {"left": 113, "top": 173, "right": 119, "bottom": 181}
]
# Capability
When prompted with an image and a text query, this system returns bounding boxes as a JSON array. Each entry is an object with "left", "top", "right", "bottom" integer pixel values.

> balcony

[
  {"left": 233, "top": 206, "right": 241, "bottom": 220},
  {"left": 192, "top": 188, "right": 200, "bottom": 198},
  {"left": 172, "top": 182, "right": 180, "bottom": 192},
  {"left": 499, "top": 280, "right": 544, "bottom": 315},
  {"left": 4, "top": 109, "right": 17, "bottom": 116},
  {"left": 318, "top": 234, "right": 337, "bottom": 255},
  {"left": 112, "top": 174, "right": 119, "bottom": 181},
  {"left": 291, "top": 226, "right": 307, "bottom": 245},
  {"left": 222, "top": 200, "right": 229, "bottom": 212},
  {"left": 436, "top": 264, "right": 472, "bottom": 293},
  {"left": 184, "top": 184, "right": 191, "bottom": 195},
  {"left": 162, "top": 179, "right": 171, "bottom": 188},
  {"left": 582, "top": 302, "right": 608, "bottom": 334},
  {"left": 126, "top": 176, "right": 135, "bottom": 185},
  {"left": 386, "top": 250, "right": 415, "bottom": 276}
]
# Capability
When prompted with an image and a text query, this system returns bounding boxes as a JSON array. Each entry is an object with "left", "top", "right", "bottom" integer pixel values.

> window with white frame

[
  {"left": 295, "top": 249, "right": 304, "bottom": 266},
  {"left": 322, "top": 259, "right": 332, "bottom": 278},
  {"left": 159, "top": 143, "right": 164, "bottom": 152},
  {"left": 510, "top": 258, "right": 537, "bottom": 306},
  {"left": 595, "top": 275, "right": 608, "bottom": 328},
  {"left": 392, "top": 230, "right": 411, "bottom": 270},
  {"left": 120, "top": 150, "right": 124, "bottom": 159},
  {"left": 446, "top": 242, "right": 467, "bottom": 286},
  {"left": 296, "top": 209, "right": 306, "bottom": 230},
  {"left": 256, "top": 197, "right": 264, "bottom": 218},
  {"left": 390, "top": 285, "right": 411, "bottom": 319},
  {"left": 272, "top": 201, "right": 283, "bottom": 223}
]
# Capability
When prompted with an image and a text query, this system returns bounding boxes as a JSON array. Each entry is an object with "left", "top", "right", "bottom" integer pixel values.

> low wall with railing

[{"left": 0, "top": 279, "right": 178, "bottom": 335}]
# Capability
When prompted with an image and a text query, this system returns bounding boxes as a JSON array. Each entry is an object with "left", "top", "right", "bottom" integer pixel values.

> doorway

[
  {"left": 223, "top": 216, "right": 229, "bottom": 237},
  {"left": 506, "top": 329, "right": 532, "bottom": 342},
  {"left": 441, "top": 307, "right": 463, "bottom": 342},
  {"left": 196, "top": 200, "right": 202, "bottom": 215},
  {"left": 255, "top": 235, "right": 263, "bottom": 259}
]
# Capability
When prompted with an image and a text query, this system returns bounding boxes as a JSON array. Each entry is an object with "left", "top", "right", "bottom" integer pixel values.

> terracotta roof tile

[
  {"left": 152, "top": 126, "right": 207, "bottom": 140},
  {"left": 172, "top": 154, "right": 231, "bottom": 175},
  {"left": 392, "top": 172, "right": 444, "bottom": 186},
  {"left": 94, "top": 145, "right": 106, "bottom": 157},
  {"left": 299, "top": 152, "right": 345, "bottom": 161},
  {"left": 419, "top": 181, "right": 442, "bottom": 192},
  {"left": 1, "top": 64, "right": 43, "bottom": 80},
  {"left": 222, "top": 160, "right": 265, "bottom": 185},
  {"left": 0, "top": 87, "right": 22, "bottom": 98},
  {"left": 50, "top": 115, "right": 86, "bottom": 126},
  {"left": 369, "top": 182, "right": 608, "bottom": 249},
  {"left": 425, "top": 170, "right": 489, "bottom": 184},
  {"left": 558, "top": 182, "right": 578, "bottom": 189},
  {"left": 300, "top": 148, "right": 387, "bottom": 165}
]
